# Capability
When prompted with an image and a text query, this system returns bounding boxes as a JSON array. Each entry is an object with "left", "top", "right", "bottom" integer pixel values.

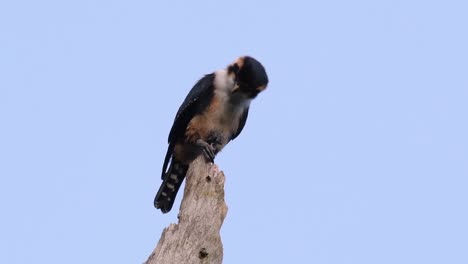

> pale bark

[{"left": 145, "top": 156, "right": 228, "bottom": 264}]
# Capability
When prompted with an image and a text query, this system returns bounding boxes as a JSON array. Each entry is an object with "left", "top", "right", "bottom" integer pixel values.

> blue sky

[{"left": 1, "top": 0, "right": 467, "bottom": 263}]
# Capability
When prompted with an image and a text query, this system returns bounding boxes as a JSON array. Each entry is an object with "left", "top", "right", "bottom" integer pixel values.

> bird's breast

[
  {"left": 185, "top": 91, "right": 249, "bottom": 146},
  {"left": 206, "top": 91, "right": 249, "bottom": 135},
  {"left": 185, "top": 69, "right": 251, "bottom": 148}
]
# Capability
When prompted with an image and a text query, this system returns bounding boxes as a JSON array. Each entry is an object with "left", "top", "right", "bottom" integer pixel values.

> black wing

[
  {"left": 161, "top": 73, "right": 215, "bottom": 179},
  {"left": 231, "top": 107, "right": 249, "bottom": 141},
  {"left": 168, "top": 73, "right": 215, "bottom": 143}
]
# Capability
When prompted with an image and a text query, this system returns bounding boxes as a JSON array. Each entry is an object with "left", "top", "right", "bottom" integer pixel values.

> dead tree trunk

[{"left": 145, "top": 156, "right": 228, "bottom": 264}]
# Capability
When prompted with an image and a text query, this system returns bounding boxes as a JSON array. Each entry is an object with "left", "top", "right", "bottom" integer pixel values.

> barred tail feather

[{"left": 154, "top": 160, "right": 188, "bottom": 213}]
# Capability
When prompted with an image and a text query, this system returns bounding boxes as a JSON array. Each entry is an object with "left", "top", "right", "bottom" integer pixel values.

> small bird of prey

[{"left": 154, "top": 56, "right": 269, "bottom": 213}]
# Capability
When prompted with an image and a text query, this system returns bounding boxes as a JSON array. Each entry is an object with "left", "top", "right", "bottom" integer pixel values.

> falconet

[{"left": 154, "top": 56, "right": 269, "bottom": 213}]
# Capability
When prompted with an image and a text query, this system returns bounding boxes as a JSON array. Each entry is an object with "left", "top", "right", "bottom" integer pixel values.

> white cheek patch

[{"left": 214, "top": 70, "right": 235, "bottom": 92}]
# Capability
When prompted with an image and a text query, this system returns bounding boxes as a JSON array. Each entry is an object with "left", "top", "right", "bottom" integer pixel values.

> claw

[
  {"left": 203, "top": 146, "right": 215, "bottom": 162},
  {"left": 196, "top": 139, "right": 215, "bottom": 162}
]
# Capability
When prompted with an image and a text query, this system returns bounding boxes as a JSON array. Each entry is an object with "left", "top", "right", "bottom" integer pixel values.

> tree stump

[{"left": 145, "top": 156, "right": 228, "bottom": 264}]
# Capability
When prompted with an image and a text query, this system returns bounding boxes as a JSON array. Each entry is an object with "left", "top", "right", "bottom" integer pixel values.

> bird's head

[{"left": 228, "top": 56, "right": 268, "bottom": 98}]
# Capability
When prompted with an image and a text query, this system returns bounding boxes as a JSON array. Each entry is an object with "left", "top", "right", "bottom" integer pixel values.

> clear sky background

[{"left": 1, "top": 1, "right": 467, "bottom": 263}]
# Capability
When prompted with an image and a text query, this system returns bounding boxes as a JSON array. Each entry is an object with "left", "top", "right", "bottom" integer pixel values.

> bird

[{"left": 154, "top": 56, "right": 269, "bottom": 213}]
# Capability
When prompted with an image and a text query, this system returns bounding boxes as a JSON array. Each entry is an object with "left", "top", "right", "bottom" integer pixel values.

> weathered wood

[{"left": 145, "top": 156, "right": 228, "bottom": 264}]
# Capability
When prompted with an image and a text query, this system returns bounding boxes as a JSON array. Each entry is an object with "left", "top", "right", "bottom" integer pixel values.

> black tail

[{"left": 154, "top": 160, "right": 188, "bottom": 213}]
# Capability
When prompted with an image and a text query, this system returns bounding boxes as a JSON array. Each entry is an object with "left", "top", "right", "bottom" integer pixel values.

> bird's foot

[{"left": 196, "top": 139, "right": 215, "bottom": 163}]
